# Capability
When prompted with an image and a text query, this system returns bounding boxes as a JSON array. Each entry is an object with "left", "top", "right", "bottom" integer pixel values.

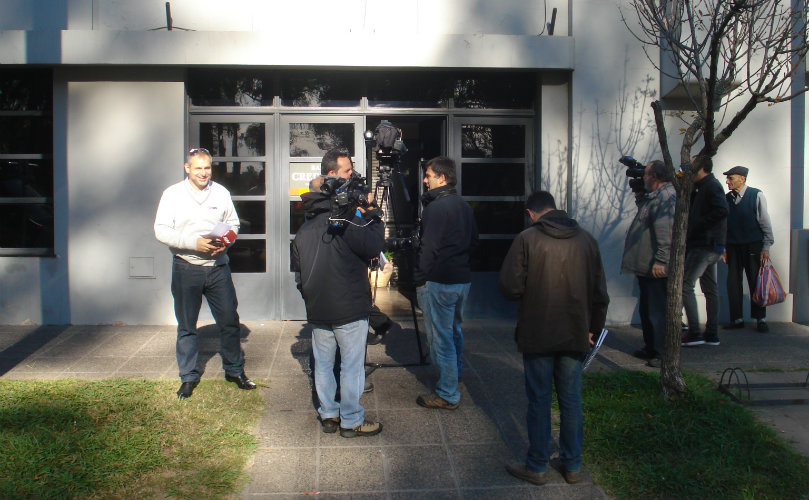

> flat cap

[{"left": 723, "top": 166, "right": 749, "bottom": 177}]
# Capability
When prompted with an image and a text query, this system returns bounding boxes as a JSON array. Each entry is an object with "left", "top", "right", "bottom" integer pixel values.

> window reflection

[
  {"left": 468, "top": 201, "right": 524, "bottom": 234},
  {"left": 200, "top": 123, "right": 265, "bottom": 156},
  {"left": 0, "top": 204, "right": 54, "bottom": 248},
  {"left": 462, "top": 125, "right": 525, "bottom": 158},
  {"left": 0, "top": 70, "right": 52, "bottom": 111},
  {"left": 0, "top": 160, "right": 53, "bottom": 197},
  {"left": 233, "top": 201, "right": 265, "bottom": 234},
  {"left": 281, "top": 72, "right": 360, "bottom": 107},
  {"left": 0, "top": 117, "right": 53, "bottom": 154},
  {"left": 367, "top": 72, "right": 449, "bottom": 108},
  {"left": 212, "top": 161, "right": 265, "bottom": 195},
  {"left": 289, "top": 123, "right": 354, "bottom": 157},
  {"left": 187, "top": 70, "right": 273, "bottom": 106},
  {"left": 453, "top": 73, "right": 535, "bottom": 109},
  {"left": 229, "top": 239, "right": 266, "bottom": 273},
  {"left": 462, "top": 163, "right": 524, "bottom": 196}
]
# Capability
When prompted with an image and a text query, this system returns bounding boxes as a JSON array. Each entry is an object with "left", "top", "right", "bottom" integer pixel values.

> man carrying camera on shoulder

[
  {"left": 291, "top": 147, "right": 385, "bottom": 438},
  {"left": 621, "top": 159, "right": 676, "bottom": 367}
]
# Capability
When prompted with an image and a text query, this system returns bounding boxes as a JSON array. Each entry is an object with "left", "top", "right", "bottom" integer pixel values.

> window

[{"left": 0, "top": 70, "right": 53, "bottom": 255}]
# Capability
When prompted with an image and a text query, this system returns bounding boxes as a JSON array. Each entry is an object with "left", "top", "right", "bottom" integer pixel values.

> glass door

[
  {"left": 451, "top": 116, "right": 534, "bottom": 317},
  {"left": 189, "top": 114, "right": 277, "bottom": 318},
  {"left": 280, "top": 115, "right": 365, "bottom": 319}
]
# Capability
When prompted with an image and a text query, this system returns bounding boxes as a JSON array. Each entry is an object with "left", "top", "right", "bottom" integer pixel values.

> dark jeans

[
  {"left": 523, "top": 352, "right": 583, "bottom": 473},
  {"left": 171, "top": 257, "right": 243, "bottom": 382},
  {"left": 726, "top": 242, "right": 766, "bottom": 321},
  {"left": 637, "top": 276, "right": 667, "bottom": 354},
  {"left": 682, "top": 247, "right": 722, "bottom": 335}
]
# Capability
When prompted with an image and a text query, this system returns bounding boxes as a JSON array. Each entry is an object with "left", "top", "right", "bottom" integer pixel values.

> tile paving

[{"left": 2, "top": 311, "right": 808, "bottom": 499}]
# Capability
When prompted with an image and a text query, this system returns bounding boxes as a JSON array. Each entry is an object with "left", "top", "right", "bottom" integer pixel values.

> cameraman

[
  {"left": 291, "top": 147, "right": 384, "bottom": 438},
  {"left": 621, "top": 160, "right": 676, "bottom": 366},
  {"left": 414, "top": 156, "right": 478, "bottom": 410},
  {"left": 318, "top": 150, "right": 394, "bottom": 344}
]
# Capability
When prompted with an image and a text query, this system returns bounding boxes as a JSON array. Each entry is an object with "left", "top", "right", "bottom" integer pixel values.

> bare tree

[{"left": 621, "top": 0, "right": 809, "bottom": 398}]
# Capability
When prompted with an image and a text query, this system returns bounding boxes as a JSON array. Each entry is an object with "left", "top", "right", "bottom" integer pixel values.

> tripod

[{"left": 365, "top": 159, "right": 429, "bottom": 375}]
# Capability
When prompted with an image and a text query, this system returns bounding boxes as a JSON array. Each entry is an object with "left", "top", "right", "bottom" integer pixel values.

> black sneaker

[
  {"left": 723, "top": 321, "right": 744, "bottom": 330},
  {"left": 703, "top": 333, "right": 720, "bottom": 345},
  {"left": 757, "top": 321, "right": 769, "bottom": 333},
  {"left": 681, "top": 332, "right": 705, "bottom": 346}
]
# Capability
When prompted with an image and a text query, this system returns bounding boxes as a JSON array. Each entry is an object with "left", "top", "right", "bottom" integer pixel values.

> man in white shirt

[{"left": 154, "top": 147, "right": 256, "bottom": 399}]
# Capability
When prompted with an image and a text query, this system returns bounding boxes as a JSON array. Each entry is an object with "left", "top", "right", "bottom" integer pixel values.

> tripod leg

[{"left": 410, "top": 292, "right": 428, "bottom": 365}]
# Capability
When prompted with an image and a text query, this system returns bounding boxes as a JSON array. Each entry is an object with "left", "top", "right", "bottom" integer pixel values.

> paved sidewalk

[{"left": 2, "top": 318, "right": 808, "bottom": 499}]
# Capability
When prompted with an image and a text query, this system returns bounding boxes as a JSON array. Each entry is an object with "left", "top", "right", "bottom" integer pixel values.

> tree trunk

[
  {"left": 661, "top": 186, "right": 689, "bottom": 399},
  {"left": 651, "top": 100, "right": 690, "bottom": 399}
]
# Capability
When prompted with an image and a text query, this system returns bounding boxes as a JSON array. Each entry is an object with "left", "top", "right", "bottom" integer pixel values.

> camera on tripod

[
  {"left": 365, "top": 120, "right": 408, "bottom": 185},
  {"left": 620, "top": 156, "right": 647, "bottom": 194}
]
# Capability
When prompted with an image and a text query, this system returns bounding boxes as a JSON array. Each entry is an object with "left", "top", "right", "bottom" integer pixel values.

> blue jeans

[
  {"left": 682, "top": 247, "right": 722, "bottom": 335},
  {"left": 171, "top": 257, "right": 243, "bottom": 382},
  {"left": 417, "top": 282, "right": 470, "bottom": 405},
  {"left": 311, "top": 319, "right": 368, "bottom": 429},
  {"left": 523, "top": 352, "right": 583, "bottom": 473}
]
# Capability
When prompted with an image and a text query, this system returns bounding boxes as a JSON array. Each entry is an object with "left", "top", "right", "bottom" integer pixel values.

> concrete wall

[
  {"left": 0, "top": 0, "right": 570, "bottom": 35},
  {"left": 65, "top": 73, "right": 185, "bottom": 324},
  {"left": 0, "top": 0, "right": 804, "bottom": 324}
]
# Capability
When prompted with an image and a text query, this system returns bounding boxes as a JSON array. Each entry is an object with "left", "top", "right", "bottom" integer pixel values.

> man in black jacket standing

[
  {"left": 681, "top": 158, "right": 729, "bottom": 347},
  {"left": 291, "top": 148, "right": 384, "bottom": 438},
  {"left": 499, "top": 191, "right": 609, "bottom": 485},
  {"left": 414, "top": 156, "right": 478, "bottom": 410}
]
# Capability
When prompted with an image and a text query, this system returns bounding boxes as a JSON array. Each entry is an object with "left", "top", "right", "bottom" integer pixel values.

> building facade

[{"left": 1, "top": 0, "right": 806, "bottom": 325}]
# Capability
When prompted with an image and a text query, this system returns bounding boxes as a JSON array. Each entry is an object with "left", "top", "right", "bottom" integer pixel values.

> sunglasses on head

[{"left": 188, "top": 147, "right": 210, "bottom": 156}]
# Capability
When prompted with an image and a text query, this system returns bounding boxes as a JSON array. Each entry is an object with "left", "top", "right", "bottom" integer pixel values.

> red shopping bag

[{"left": 752, "top": 258, "right": 785, "bottom": 307}]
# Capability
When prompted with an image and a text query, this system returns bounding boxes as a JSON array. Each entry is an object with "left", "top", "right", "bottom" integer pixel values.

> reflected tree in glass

[
  {"left": 289, "top": 123, "right": 354, "bottom": 157},
  {"left": 187, "top": 71, "right": 270, "bottom": 106}
]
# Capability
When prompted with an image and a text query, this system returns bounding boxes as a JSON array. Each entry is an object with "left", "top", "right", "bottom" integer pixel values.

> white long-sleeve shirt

[{"left": 154, "top": 179, "right": 240, "bottom": 266}]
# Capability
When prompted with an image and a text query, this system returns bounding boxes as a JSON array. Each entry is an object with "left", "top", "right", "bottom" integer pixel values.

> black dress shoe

[
  {"left": 225, "top": 373, "right": 257, "bottom": 390},
  {"left": 177, "top": 381, "right": 199, "bottom": 399}
]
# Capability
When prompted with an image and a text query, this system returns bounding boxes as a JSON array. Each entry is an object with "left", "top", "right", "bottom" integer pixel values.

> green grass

[
  {"left": 0, "top": 378, "right": 265, "bottom": 500},
  {"left": 583, "top": 371, "right": 809, "bottom": 500}
]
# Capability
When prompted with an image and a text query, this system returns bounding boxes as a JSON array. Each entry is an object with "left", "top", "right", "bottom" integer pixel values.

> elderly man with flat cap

[{"left": 722, "top": 166, "right": 774, "bottom": 333}]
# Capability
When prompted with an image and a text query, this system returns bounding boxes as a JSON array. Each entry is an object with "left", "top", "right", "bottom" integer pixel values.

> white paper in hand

[{"left": 203, "top": 222, "right": 232, "bottom": 239}]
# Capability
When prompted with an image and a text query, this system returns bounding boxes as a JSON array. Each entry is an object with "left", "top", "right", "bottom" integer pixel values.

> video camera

[
  {"left": 364, "top": 120, "right": 407, "bottom": 186},
  {"left": 620, "top": 156, "right": 646, "bottom": 194},
  {"left": 320, "top": 173, "right": 373, "bottom": 228}
]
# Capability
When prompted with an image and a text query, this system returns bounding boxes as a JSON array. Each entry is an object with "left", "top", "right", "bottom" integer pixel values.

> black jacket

[
  {"left": 498, "top": 210, "right": 610, "bottom": 354},
  {"left": 291, "top": 192, "right": 384, "bottom": 325},
  {"left": 687, "top": 173, "right": 728, "bottom": 247},
  {"left": 414, "top": 185, "right": 478, "bottom": 285}
]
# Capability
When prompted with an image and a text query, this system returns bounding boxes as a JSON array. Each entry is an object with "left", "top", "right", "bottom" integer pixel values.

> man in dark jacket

[
  {"left": 620, "top": 160, "right": 675, "bottom": 363},
  {"left": 414, "top": 156, "right": 478, "bottom": 410},
  {"left": 722, "top": 166, "right": 774, "bottom": 332},
  {"left": 681, "top": 158, "right": 729, "bottom": 346},
  {"left": 499, "top": 191, "right": 609, "bottom": 486},
  {"left": 291, "top": 148, "right": 385, "bottom": 438}
]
